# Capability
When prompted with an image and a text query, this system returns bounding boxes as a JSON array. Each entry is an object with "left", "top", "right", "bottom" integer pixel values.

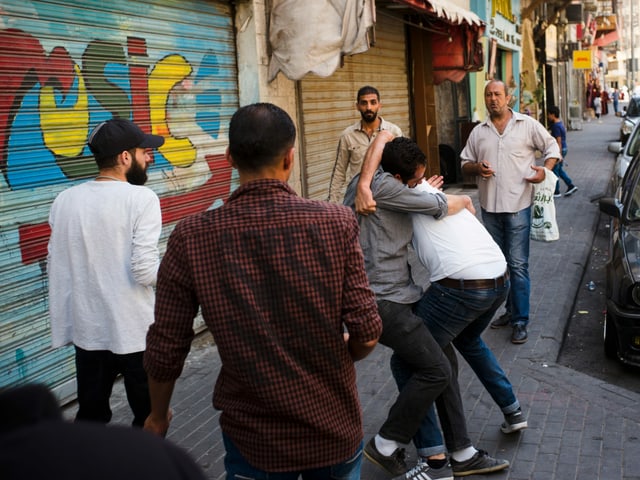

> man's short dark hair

[
  {"left": 381, "top": 137, "right": 427, "bottom": 183},
  {"left": 548, "top": 105, "right": 560, "bottom": 117},
  {"left": 228, "top": 103, "right": 296, "bottom": 172},
  {"left": 357, "top": 86, "right": 380, "bottom": 102}
]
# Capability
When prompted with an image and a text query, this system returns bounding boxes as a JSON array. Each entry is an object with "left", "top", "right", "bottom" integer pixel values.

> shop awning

[
  {"left": 390, "top": 0, "right": 483, "bottom": 27},
  {"left": 593, "top": 29, "right": 619, "bottom": 47},
  {"left": 386, "top": 0, "right": 485, "bottom": 84}
]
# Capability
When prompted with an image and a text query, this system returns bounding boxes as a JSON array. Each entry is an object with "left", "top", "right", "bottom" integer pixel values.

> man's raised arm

[{"left": 354, "top": 130, "right": 395, "bottom": 214}]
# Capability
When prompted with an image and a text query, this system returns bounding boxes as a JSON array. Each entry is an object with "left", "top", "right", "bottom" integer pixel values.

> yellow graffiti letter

[
  {"left": 40, "top": 64, "right": 89, "bottom": 157},
  {"left": 149, "top": 55, "right": 196, "bottom": 167}
]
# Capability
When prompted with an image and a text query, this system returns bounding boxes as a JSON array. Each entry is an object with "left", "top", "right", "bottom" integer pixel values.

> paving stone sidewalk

[{"left": 64, "top": 113, "right": 640, "bottom": 479}]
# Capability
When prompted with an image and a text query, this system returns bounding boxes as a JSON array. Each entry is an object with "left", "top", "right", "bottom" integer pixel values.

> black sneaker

[
  {"left": 490, "top": 312, "right": 511, "bottom": 329},
  {"left": 565, "top": 185, "right": 578, "bottom": 196},
  {"left": 511, "top": 324, "right": 528, "bottom": 344},
  {"left": 364, "top": 437, "right": 408, "bottom": 476},
  {"left": 501, "top": 408, "right": 528, "bottom": 433},
  {"left": 450, "top": 450, "right": 509, "bottom": 477}
]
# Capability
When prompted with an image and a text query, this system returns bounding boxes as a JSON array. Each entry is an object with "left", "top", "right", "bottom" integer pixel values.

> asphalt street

[{"left": 558, "top": 190, "right": 640, "bottom": 395}]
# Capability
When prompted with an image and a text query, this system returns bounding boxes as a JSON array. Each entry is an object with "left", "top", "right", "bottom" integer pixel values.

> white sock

[
  {"left": 375, "top": 434, "right": 400, "bottom": 456},
  {"left": 451, "top": 446, "right": 478, "bottom": 462}
]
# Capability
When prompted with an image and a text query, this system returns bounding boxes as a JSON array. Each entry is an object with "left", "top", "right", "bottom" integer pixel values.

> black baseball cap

[{"left": 88, "top": 118, "right": 165, "bottom": 158}]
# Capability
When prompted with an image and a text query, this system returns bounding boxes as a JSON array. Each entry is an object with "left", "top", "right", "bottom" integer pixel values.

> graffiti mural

[
  {"left": 2, "top": 28, "right": 236, "bottom": 263},
  {"left": 0, "top": 0, "right": 238, "bottom": 390}
]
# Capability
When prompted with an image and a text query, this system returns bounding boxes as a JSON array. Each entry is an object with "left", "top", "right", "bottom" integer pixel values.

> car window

[
  {"left": 624, "top": 153, "right": 640, "bottom": 220},
  {"left": 622, "top": 230, "right": 640, "bottom": 280},
  {"left": 629, "top": 185, "right": 640, "bottom": 221},
  {"left": 628, "top": 98, "right": 640, "bottom": 117},
  {"left": 629, "top": 172, "right": 640, "bottom": 221},
  {"left": 628, "top": 125, "right": 640, "bottom": 157}
]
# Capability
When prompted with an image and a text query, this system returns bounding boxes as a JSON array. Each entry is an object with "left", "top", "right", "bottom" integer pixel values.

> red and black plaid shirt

[{"left": 145, "top": 179, "right": 381, "bottom": 472}]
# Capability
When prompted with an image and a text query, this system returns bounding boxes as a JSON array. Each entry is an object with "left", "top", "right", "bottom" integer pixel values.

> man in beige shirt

[
  {"left": 327, "top": 86, "right": 402, "bottom": 203},
  {"left": 460, "top": 79, "right": 559, "bottom": 345}
]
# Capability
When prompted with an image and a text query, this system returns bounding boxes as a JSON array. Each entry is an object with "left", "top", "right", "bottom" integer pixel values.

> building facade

[{"left": 1, "top": 0, "right": 487, "bottom": 400}]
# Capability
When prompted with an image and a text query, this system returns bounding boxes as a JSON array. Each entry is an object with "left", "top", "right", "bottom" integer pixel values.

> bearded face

[
  {"left": 357, "top": 93, "right": 381, "bottom": 124},
  {"left": 125, "top": 149, "right": 149, "bottom": 185}
]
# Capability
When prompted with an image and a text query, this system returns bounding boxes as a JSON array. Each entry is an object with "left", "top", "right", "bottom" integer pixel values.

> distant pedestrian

[
  {"left": 587, "top": 84, "right": 595, "bottom": 111},
  {"left": 613, "top": 88, "right": 620, "bottom": 115},
  {"left": 47, "top": 118, "right": 165, "bottom": 427},
  {"left": 547, "top": 106, "right": 577, "bottom": 197},
  {"left": 144, "top": 103, "right": 382, "bottom": 479},
  {"left": 328, "top": 85, "right": 402, "bottom": 203},
  {"left": 460, "top": 80, "right": 560, "bottom": 345},
  {"left": 593, "top": 95, "right": 602, "bottom": 121},
  {"left": 601, "top": 89, "right": 609, "bottom": 115}
]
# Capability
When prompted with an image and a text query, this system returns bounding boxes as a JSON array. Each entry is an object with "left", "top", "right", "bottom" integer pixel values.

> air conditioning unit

[
  {"left": 569, "top": 105, "right": 581, "bottom": 118},
  {"left": 565, "top": 4, "right": 583, "bottom": 23},
  {"left": 569, "top": 105, "right": 582, "bottom": 130}
]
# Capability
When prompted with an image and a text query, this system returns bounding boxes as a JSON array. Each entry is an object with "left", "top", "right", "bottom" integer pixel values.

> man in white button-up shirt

[{"left": 460, "top": 79, "right": 560, "bottom": 344}]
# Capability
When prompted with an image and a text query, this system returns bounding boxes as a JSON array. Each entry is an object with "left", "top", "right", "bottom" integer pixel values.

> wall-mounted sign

[
  {"left": 595, "top": 15, "right": 617, "bottom": 32},
  {"left": 489, "top": 15, "right": 522, "bottom": 49},
  {"left": 573, "top": 50, "right": 592, "bottom": 69},
  {"left": 545, "top": 24, "right": 557, "bottom": 63}
]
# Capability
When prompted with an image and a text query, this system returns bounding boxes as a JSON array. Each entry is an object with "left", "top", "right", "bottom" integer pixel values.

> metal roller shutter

[
  {"left": 0, "top": 0, "right": 238, "bottom": 401},
  {"left": 299, "top": 13, "right": 411, "bottom": 201}
]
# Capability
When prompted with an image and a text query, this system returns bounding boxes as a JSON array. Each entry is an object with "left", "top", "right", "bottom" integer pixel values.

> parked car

[
  {"left": 599, "top": 150, "right": 640, "bottom": 366},
  {"left": 620, "top": 95, "right": 640, "bottom": 144},
  {"left": 608, "top": 118, "right": 640, "bottom": 193}
]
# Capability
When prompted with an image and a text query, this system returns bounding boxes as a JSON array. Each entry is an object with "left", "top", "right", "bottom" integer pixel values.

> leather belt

[{"left": 435, "top": 271, "right": 509, "bottom": 290}]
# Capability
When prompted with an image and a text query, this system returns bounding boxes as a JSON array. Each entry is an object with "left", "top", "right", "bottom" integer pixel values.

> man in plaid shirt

[{"left": 144, "top": 103, "right": 382, "bottom": 479}]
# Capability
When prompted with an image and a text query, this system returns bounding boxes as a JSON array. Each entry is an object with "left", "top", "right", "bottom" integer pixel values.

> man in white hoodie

[{"left": 47, "top": 118, "right": 164, "bottom": 427}]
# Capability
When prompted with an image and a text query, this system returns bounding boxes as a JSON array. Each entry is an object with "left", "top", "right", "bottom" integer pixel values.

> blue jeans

[
  {"left": 481, "top": 207, "right": 531, "bottom": 326},
  {"left": 552, "top": 163, "right": 574, "bottom": 193},
  {"left": 391, "top": 282, "right": 518, "bottom": 456},
  {"left": 223, "top": 433, "right": 363, "bottom": 479}
]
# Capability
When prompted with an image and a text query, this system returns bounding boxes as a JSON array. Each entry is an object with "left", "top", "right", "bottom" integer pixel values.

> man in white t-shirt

[
  {"left": 47, "top": 118, "right": 164, "bottom": 426},
  {"left": 409, "top": 180, "right": 527, "bottom": 435}
]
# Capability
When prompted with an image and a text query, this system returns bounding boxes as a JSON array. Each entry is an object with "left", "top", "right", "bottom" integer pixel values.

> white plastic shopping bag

[{"left": 530, "top": 168, "right": 559, "bottom": 242}]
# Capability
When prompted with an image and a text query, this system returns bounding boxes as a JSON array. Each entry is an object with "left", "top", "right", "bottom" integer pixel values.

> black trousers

[
  {"left": 376, "top": 300, "right": 456, "bottom": 445},
  {"left": 74, "top": 346, "right": 150, "bottom": 427}
]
